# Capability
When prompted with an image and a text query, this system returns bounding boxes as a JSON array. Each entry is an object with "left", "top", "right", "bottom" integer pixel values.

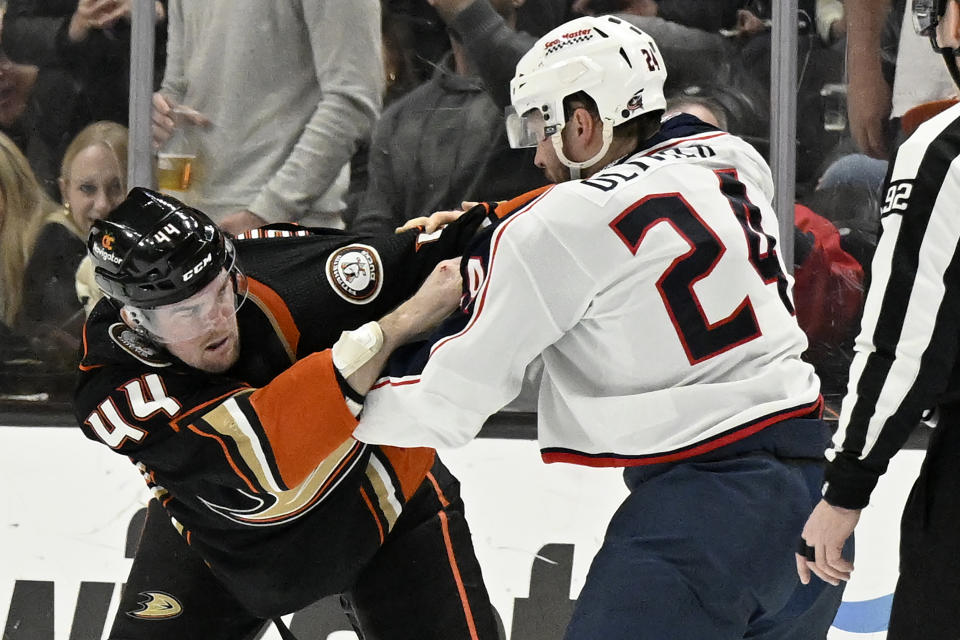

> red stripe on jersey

[
  {"left": 371, "top": 376, "right": 419, "bottom": 390},
  {"left": 641, "top": 131, "right": 728, "bottom": 157},
  {"left": 428, "top": 189, "right": 551, "bottom": 357},
  {"left": 540, "top": 397, "right": 823, "bottom": 467}
]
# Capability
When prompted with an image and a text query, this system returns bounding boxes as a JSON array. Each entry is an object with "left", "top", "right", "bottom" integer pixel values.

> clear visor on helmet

[
  {"left": 126, "top": 263, "right": 248, "bottom": 345},
  {"left": 505, "top": 106, "right": 560, "bottom": 149},
  {"left": 912, "top": 0, "right": 938, "bottom": 36}
]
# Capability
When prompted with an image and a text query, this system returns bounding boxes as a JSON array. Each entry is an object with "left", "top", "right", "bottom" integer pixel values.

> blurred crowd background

[{"left": 0, "top": 0, "right": 954, "bottom": 422}]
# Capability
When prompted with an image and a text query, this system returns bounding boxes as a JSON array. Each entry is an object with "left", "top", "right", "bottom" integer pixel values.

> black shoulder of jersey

[{"left": 235, "top": 208, "right": 488, "bottom": 355}]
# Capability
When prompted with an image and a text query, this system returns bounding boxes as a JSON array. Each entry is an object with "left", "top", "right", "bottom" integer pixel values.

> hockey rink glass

[
  {"left": 505, "top": 106, "right": 559, "bottom": 148},
  {"left": 128, "top": 266, "right": 248, "bottom": 344},
  {"left": 912, "top": 0, "right": 937, "bottom": 36}
]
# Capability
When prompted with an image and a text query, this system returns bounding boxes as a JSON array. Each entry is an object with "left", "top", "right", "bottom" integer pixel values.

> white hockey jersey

[{"left": 355, "top": 115, "right": 822, "bottom": 466}]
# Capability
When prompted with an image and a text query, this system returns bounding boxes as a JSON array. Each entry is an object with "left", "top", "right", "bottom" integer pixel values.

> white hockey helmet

[{"left": 507, "top": 15, "right": 668, "bottom": 171}]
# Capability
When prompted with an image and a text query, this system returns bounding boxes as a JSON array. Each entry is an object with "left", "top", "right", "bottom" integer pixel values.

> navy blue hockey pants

[{"left": 565, "top": 450, "right": 847, "bottom": 639}]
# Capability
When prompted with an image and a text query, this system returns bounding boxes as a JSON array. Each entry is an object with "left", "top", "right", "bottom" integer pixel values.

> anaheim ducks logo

[
  {"left": 126, "top": 591, "right": 183, "bottom": 620},
  {"left": 325, "top": 244, "right": 382, "bottom": 304}
]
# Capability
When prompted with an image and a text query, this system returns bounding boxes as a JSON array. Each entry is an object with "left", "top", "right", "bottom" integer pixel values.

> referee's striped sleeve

[{"left": 824, "top": 107, "right": 960, "bottom": 509}]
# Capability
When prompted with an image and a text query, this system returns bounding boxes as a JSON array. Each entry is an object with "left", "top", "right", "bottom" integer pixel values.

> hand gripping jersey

[
  {"left": 356, "top": 115, "right": 823, "bottom": 465},
  {"left": 74, "top": 210, "right": 485, "bottom": 617}
]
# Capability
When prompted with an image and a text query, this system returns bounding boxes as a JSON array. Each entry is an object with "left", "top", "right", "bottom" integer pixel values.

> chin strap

[{"left": 551, "top": 118, "right": 614, "bottom": 180}]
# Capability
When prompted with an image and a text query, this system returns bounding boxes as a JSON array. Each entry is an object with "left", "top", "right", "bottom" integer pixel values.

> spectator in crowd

[
  {"left": 380, "top": 6, "right": 422, "bottom": 107},
  {"left": 572, "top": 0, "right": 737, "bottom": 92},
  {"left": 815, "top": 0, "right": 846, "bottom": 46},
  {"left": 16, "top": 120, "right": 126, "bottom": 351},
  {"left": 1, "top": 0, "right": 167, "bottom": 126},
  {"left": 350, "top": 0, "right": 547, "bottom": 234},
  {"left": 667, "top": 94, "right": 866, "bottom": 399},
  {"left": 425, "top": 0, "right": 571, "bottom": 108},
  {"left": 665, "top": 93, "right": 729, "bottom": 128},
  {"left": 382, "top": 0, "right": 571, "bottom": 97},
  {"left": 845, "top": 0, "right": 955, "bottom": 159},
  {"left": 573, "top": 0, "right": 846, "bottom": 186},
  {"left": 0, "top": 130, "right": 56, "bottom": 335},
  {"left": 152, "top": 0, "right": 382, "bottom": 235},
  {"left": 0, "top": 45, "right": 91, "bottom": 197}
]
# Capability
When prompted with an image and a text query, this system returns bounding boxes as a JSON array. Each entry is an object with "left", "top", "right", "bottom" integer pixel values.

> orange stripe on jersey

[
  {"left": 359, "top": 486, "right": 385, "bottom": 544},
  {"left": 426, "top": 470, "right": 451, "bottom": 508},
  {"left": 248, "top": 350, "right": 359, "bottom": 489},
  {"left": 439, "top": 510, "right": 480, "bottom": 640},
  {"left": 377, "top": 446, "right": 436, "bottom": 500},
  {"left": 246, "top": 277, "right": 300, "bottom": 362},
  {"left": 492, "top": 185, "right": 554, "bottom": 220},
  {"left": 186, "top": 422, "right": 259, "bottom": 493},
  {"left": 78, "top": 322, "right": 104, "bottom": 371}
]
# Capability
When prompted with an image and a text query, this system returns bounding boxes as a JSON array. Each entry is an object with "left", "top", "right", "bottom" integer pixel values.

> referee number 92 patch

[
  {"left": 880, "top": 181, "right": 913, "bottom": 216},
  {"left": 326, "top": 244, "right": 384, "bottom": 304}
]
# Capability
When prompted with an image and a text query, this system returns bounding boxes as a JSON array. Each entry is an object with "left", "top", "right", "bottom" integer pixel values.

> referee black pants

[{"left": 888, "top": 418, "right": 960, "bottom": 639}]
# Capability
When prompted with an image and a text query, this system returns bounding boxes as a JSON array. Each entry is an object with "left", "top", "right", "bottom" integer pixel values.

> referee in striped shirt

[{"left": 797, "top": 0, "right": 960, "bottom": 636}]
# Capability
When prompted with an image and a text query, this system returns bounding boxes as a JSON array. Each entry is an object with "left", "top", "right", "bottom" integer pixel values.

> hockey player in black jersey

[{"left": 74, "top": 187, "right": 500, "bottom": 639}]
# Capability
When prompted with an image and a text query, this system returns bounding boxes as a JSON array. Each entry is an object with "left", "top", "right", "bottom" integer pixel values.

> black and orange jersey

[{"left": 73, "top": 210, "right": 487, "bottom": 617}]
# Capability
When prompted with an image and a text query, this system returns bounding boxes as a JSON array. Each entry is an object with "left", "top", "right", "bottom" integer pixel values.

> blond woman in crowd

[
  {"left": 17, "top": 121, "right": 126, "bottom": 352},
  {"left": 0, "top": 131, "right": 56, "bottom": 334}
]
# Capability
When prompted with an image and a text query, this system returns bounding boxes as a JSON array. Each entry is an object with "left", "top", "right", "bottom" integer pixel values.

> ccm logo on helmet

[{"left": 183, "top": 253, "right": 213, "bottom": 282}]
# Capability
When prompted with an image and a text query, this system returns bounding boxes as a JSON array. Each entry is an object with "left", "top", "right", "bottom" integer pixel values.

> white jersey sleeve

[{"left": 355, "top": 188, "right": 589, "bottom": 447}]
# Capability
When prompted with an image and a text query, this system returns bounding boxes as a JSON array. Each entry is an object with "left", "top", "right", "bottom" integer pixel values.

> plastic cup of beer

[{"left": 156, "top": 152, "right": 196, "bottom": 193}]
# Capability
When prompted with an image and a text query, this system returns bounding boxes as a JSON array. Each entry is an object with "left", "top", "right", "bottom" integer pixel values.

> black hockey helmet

[{"left": 88, "top": 187, "right": 237, "bottom": 309}]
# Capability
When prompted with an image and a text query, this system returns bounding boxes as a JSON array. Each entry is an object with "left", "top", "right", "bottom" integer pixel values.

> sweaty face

[
  {"left": 139, "top": 270, "right": 242, "bottom": 373},
  {"left": 63, "top": 144, "right": 125, "bottom": 235}
]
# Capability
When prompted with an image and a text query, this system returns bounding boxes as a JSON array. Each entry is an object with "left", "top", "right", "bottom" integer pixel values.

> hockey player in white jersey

[{"left": 355, "top": 15, "right": 845, "bottom": 639}]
